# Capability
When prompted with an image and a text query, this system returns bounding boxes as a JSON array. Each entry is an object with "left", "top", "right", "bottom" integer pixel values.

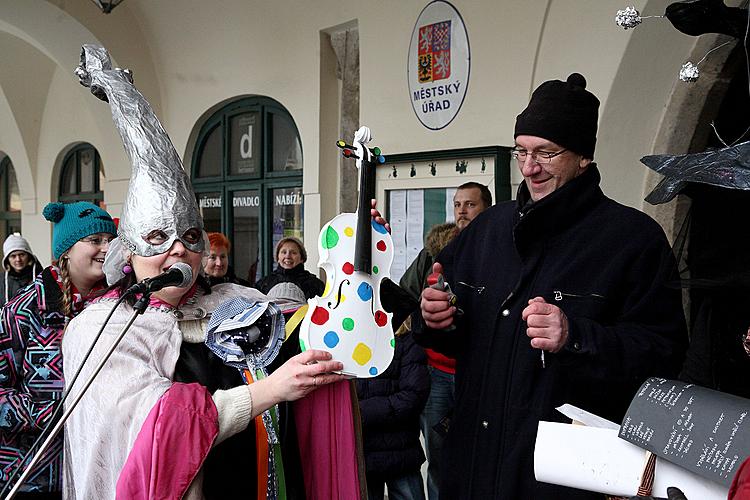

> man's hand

[
  {"left": 421, "top": 262, "right": 456, "bottom": 329},
  {"left": 370, "top": 199, "right": 391, "bottom": 233},
  {"left": 521, "top": 297, "right": 569, "bottom": 353}
]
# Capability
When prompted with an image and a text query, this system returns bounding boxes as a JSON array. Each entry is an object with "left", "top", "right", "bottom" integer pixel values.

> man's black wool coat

[{"left": 414, "top": 165, "right": 688, "bottom": 499}]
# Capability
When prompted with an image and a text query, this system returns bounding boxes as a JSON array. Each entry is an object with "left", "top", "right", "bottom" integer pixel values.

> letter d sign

[{"left": 240, "top": 125, "right": 253, "bottom": 159}]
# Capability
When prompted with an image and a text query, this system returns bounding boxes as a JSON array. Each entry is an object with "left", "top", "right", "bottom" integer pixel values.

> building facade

[{"left": 0, "top": 0, "right": 742, "bottom": 277}]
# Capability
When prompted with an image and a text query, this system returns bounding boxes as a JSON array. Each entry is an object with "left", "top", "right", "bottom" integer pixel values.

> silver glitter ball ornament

[
  {"left": 679, "top": 62, "right": 700, "bottom": 82},
  {"left": 615, "top": 6, "right": 642, "bottom": 29}
]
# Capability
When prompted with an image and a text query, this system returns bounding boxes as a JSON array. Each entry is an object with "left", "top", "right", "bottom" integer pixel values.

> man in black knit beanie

[{"left": 414, "top": 73, "right": 688, "bottom": 499}]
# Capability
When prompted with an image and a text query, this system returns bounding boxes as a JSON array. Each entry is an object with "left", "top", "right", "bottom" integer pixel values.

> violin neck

[{"left": 354, "top": 158, "right": 376, "bottom": 273}]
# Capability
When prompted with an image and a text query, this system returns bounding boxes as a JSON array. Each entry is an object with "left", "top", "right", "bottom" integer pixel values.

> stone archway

[
  {"left": 0, "top": 0, "right": 115, "bottom": 216},
  {"left": 641, "top": 33, "right": 737, "bottom": 243},
  {"left": 631, "top": 28, "right": 750, "bottom": 394}
]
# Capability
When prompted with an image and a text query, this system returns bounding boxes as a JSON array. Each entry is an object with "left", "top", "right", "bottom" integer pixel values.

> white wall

[{"left": 0, "top": 0, "right": 715, "bottom": 262}]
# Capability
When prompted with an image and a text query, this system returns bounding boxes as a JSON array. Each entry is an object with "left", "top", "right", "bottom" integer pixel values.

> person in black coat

[
  {"left": 418, "top": 74, "right": 688, "bottom": 499},
  {"left": 356, "top": 327, "right": 429, "bottom": 500},
  {"left": 254, "top": 237, "right": 324, "bottom": 299}
]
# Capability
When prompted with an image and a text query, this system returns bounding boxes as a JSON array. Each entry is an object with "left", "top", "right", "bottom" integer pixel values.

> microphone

[{"left": 126, "top": 262, "right": 193, "bottom": 294}]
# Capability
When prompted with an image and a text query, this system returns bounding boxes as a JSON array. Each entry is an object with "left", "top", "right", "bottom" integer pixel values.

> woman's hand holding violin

[{"left": 250, "top": 350, "right": 345, "bottom": 416}]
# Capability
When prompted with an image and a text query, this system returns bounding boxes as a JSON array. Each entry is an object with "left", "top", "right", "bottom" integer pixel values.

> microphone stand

[{"left": 4, "top": 293, "right": 152, "bottom": 500}]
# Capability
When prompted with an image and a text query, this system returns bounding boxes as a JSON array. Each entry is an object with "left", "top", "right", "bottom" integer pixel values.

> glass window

[
  {"left": 196, "top": 124, "right": 222, "bottom": 178},
  {"left": 61, "top": 155, "right": 76, "bottom": 195},
  {"left": 0, "top": 157, "right": 22, "bottom": 243},
  {"left": 190, "top": 97, "right": 303, "bottom": 277},
  {"left": 197, "top": 191, "right": 223, "bottom": 233},
  {"left": 271, "top": 186, "right": 304, "bottom": 254},
  {"left": 387, "top": 187, "right": 463, "bottom": 284},
  {"left": 231, "top": 189, "right": 261, "bottom": 283},
  {"left": 271, "top": 112, "right": 302, "bottom": 172},
  {"left": 79, "top": 148, "right": 95, "bottom": 193},
  {"left": 229, "top": 112, "right": 260, "bottom": 176},
  {"left": 0, "top": 169, "right": 7, "bottom": 213},
  {"left": 7, "top": 167, "right": 20, "bottom": 213},
  {"left": 59, "top": 144, "right": 104, "bottom": 204}
]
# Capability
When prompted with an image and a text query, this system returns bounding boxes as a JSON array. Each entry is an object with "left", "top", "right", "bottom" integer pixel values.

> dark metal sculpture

[
  {"left": 641, "top": 141, "right": 750, "bottom": 204},
  {"left": 665, "top": 0, "right": 748, "bottom": 41}
]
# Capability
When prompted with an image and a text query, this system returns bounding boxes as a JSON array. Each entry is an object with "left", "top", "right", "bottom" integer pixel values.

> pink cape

[
  {"left": 293, "top": 379, "right": 362, "bottom": 500},
  {"left": 115, "top": 382, "right": 219, "bottom": 500}
]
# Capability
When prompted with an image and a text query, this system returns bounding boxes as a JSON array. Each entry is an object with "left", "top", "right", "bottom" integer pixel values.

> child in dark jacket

[{"left": 356, "top": 325, "right": 429, "bottom": 500}]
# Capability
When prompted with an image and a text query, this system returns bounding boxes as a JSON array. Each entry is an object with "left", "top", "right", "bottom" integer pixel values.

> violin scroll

[{"left": 336, "top": 140, "right": 385, "bottom": 164}]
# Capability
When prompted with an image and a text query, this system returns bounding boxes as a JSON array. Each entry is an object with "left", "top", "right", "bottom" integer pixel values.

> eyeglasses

[
  {"left": 510, "top": 148, "right": 567, "bottom": 165},
  {"left": 81, "top": 235, "right": 115, "bottom": 247}
]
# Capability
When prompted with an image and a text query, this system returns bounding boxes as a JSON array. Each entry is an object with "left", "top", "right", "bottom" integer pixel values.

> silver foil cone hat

[{"left": 75, "top": 44, "right": 204, "bottom": 257}]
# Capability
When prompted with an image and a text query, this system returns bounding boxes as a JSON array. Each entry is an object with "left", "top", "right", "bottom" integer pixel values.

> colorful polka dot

[
  {"left": 342, "top": 317, "right": 355, "bottom": 331},
  {"left": 374, "top": 310, "right": 388, "bottom": 327},
  {"left": 352, "top": 343, "right": 372, "bottom": 365},
  {"left": 342, "top": 262, "right": 354, "bottom": 275},
  {"left": 376, "top": 240, "right": 387, "bottom": 252},
  {"left": 344, "top": 227, "right": 354, "bottom": 237},
  {"left": 323, "top": 281, "right": 331, "bottom": 296},
  {"left": 339, "top": 294, "right": 346, "bottom": 303},
  {"left": 373, "top": 265, "right": 379, "bottom": 274},
  {"left": 322, "top": 226, "right": 339, "bottom": 249},
  {"left": 299, "top": 339, "right": 307, "bottom": 351},
  {"left": 323, "top": 331, "right": 340, "bottom": 348},
  {"left": 390, "top": 338, "right": 395, "bottom": 348},
  {"left": 369, "top": 367, "right": 378, "bottom": 376},
  {"left": 357, "top": 282, "right": 373, "bottom": 301},
  {"left": 371, "top": 220, "right": 388, "bottom": 234},
  {"left": 311, "top": 307, "right": 329, "bottom": 325}
]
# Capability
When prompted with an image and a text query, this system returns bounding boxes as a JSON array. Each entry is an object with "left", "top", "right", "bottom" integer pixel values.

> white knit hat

[
  {"left": 3, "top": 233, "right": 34, "bottom": 269},
  {"left": 267, "top": 282, "right": 306, "bottom": 309}
]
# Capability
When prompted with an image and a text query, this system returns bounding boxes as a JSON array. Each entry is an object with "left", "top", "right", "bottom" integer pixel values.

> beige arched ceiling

[
  {"left": 0, "top": 0, "right": 110, "bottom": 215},
  {"left": 0, "top": 0, "right": 164, "bottom": 223},
  {"left": 596, "top": 0, "right": 698, "bottom": 211},
  {"left": 0, "top": 31, "right": 55, "bottom": 180},
  {"left": 0, "top": 31, "right": 52, "bottom": 213},
  {"left": 523, "top": 0, "right": 690, "bottom": 209},
  {"left": 0, "top": 0, "right": 163, "bottom": 258}
]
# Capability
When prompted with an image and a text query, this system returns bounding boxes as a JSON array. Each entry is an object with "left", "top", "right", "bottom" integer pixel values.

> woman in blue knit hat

[{"left": 0, "top": 201, "right": 116, "bottom": 499}]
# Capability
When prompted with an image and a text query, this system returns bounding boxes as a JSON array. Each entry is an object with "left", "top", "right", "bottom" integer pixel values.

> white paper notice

[
  {"left": 534, "top": 422, "right": 728, "bottom": 499},
  {"left": 389, "top": 190, "right": 408, "bottom": 283},
  {"left": 406, "top": 190, "right": 425, "bottom": 264},
  {"left": 556, "top": 404, "right": 620, "bottom": 430},
  {"left": 445, "top": 188, "right": 456, "bottom": 223}
]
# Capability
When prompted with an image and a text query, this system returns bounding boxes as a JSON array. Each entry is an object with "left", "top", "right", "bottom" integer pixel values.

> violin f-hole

[{"left": 328, "top": 279, "right": 351, "bottom": 309}]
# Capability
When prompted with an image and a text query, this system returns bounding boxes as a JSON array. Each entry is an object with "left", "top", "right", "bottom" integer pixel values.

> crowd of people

[{"left": 1, "top": 58, "right": 749, "bottom": 500}]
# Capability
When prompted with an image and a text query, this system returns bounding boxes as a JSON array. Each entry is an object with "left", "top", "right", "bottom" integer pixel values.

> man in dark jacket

[{"left": 417, "top": 73, "right": 688, "bottom": 499}]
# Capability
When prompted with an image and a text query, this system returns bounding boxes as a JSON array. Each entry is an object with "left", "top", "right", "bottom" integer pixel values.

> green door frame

[{"left": 191, "top": 96, "right": 304, "bottom": 279}]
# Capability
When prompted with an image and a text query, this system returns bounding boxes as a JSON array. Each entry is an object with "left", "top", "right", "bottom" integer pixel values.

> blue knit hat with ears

[{"left": 42, "top": 202, "right": 117, "bottom": 259}]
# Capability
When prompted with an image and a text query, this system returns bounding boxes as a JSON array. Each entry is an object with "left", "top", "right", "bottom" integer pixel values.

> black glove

[{"left": 629, "top": 486, "right": 688, "bottom": 500}]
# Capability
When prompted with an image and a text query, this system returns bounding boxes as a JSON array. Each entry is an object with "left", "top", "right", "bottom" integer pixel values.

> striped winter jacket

[{"left": 0, "top": 266, "right": 88, "bottom": 493}]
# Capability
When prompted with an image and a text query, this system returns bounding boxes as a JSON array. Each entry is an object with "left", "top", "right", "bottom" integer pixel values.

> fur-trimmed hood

[{"left": 425, "top": 222, "right": 458, "bottom": 258}]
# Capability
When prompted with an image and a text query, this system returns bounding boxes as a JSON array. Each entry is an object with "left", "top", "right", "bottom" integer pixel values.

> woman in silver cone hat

[{"left": 62, "top": 45, "right": 345, "bottom": 499}]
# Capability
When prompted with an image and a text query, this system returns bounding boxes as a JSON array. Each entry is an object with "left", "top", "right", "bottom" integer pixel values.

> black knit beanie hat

[{"left": 514, "top": 73, "right": 600, "bottom": 159}]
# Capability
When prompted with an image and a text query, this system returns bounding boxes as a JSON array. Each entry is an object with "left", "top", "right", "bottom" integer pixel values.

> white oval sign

[{"left": 408, "top": 0, "right": 470, "bottom": 130}]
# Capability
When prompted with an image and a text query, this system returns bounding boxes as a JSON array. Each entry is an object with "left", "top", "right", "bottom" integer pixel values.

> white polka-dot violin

[{"left": 299, "top": 126, "right": 394, "bottom": 378}]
